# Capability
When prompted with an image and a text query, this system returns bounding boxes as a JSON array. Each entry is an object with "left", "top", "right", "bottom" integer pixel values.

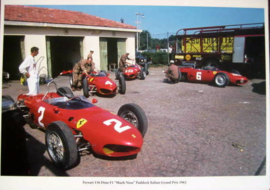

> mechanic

[
  {"left": 165, "top": 60, "right": 179, "bottom": 83},
  {"left": 71, "top": 58, "right": 92, "bottom": 91},
  {"left": 118, "top": 53, "right": 134, "bottom": 72},
  {"left": 19, "top": 46, "right": 39, "bottom": 95},
  {"left": 87, "top": 50, "right": 96, "bottom": 73}
]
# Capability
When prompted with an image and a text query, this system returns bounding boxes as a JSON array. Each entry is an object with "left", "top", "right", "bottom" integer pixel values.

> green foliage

[
  {"left": 139, "top": 30, "right": 176, "bottom": 50},
  {"left": 142, "top": 52, "right": 169, "bottom": 65}
]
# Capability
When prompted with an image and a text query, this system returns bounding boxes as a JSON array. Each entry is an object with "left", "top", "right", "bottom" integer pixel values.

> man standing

[
  {"left": 71, "top": 59, "right": 91, "bottom": 91},
  {"left": 19, "top": 46, "right": 39, "bottom": 95},
  {"left": 165, "top": 60, "right": 179, "bottom": 83},
  {"left": 118, "top": 53, "right": 134, "bottom": 72},
  {"left": 87, "top": 50, "right": 95, "bottom": 73}
]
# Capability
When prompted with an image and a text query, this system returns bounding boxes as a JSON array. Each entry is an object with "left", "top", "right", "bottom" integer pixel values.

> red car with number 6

[{"left": 178, "top": 66, "right": 248, "bottom": 87}]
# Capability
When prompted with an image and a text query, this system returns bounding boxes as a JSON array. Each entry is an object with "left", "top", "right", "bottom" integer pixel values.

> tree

[{"left": 139, "top": 30, "right": 151, "bottom": 50}]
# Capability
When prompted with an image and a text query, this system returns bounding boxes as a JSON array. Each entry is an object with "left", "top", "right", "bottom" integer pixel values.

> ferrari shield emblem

[
  {"left": 213, "top": 71, "right": 217, "bottom": 75},
  {"left": 77, "top": 118, "right": 87, "bottom": 128}
]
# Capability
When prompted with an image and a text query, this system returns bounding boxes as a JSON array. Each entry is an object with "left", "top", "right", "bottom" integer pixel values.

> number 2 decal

[
  {"left": 103, "top": 119, "right": 131, "bottom": 133},
  {"left": 38, "top": 106, "right": 45, "bottom": 127}
]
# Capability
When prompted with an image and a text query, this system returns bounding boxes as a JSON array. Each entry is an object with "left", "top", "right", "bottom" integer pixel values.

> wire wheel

[
  {"left": 119, "top": 110, "right": 139, "bottom": 128},
  {"left": 46, "top": 132, "right": 64, "bottom": 164},
  {"left": 214, "top": 73, "right": 229, "bottom": 87}
]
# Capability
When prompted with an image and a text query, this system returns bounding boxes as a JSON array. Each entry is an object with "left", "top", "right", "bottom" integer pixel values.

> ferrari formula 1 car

[
  {"left": 16, "top": 81, "right": 148, "bottom": 169},
  {"left": 116, "top": 64, "right": 147, "bottom": 80},
  {"left": 62, "top": 70, "right": 126, "bottom": 98},
  {"left": 176, "top": 66, "right": 248, "bottom": 87}
]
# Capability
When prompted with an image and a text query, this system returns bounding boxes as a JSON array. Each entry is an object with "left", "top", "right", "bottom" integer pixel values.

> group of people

[
  {"left": 19, "top": 46, "right": 178, "bottom": 95},
  {"left": 19, "top": 47, "right": 135, "bottom": 95}
]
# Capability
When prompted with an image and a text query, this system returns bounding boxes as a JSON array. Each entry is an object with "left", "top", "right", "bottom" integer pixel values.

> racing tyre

[
  {"left": 118, "top": 104, "right": 148, "bottom": 137},
  {"left": 118, "top": 74, "right": 126, "bottom": 94},
  {"left": 115, "top": 69, "right": 120, "bottom": 80},
  {"left": 69, "top": 73, "right": 73, "bottom": 87},
  {"left": 83, "top": 78, "right": 90, "bottom": 98},
  {"left": 214, "top": 73, "right": 229, "bottom": 87},
  {"left": 57, "top": 86, "right": 74, "bottom": 99},
  {"left": 139, "top": 68, "right": 146, "bottom": 80},
  {"left": 144, "top": 63, "right": 149, "bottom": 75},
  {"left": 45, "top": 121, "right": 79, "bottom": 170}
]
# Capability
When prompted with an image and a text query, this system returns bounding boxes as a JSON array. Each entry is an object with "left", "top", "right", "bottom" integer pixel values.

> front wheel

[
  {"left": 82, "top": 78, "right": 90, "bottom": 98},
  {"left": 115, "top": 69, "right": 120, "bottom": 80},
  {"left": 214, "top": 73, "right": 229, "bottom": 87},
  {"left": 139, "top": 68, "right": 146, "bottom": 80},
  {"left": 117, "top": 104, "right": 148, "bottom": 137},
  {"left": 118, "top": 74, "right": 126, "bottom": 94},
  {"left": 144, "top": 63, "right": 149, "bottom": 75},
  {"left": 45, "top": 121, "right": 79, "bottom": 170}
]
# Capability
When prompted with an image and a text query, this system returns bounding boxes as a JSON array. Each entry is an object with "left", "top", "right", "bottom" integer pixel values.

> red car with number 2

[{"left": 16, "top": 81, "right": 148, "bottom": 170}]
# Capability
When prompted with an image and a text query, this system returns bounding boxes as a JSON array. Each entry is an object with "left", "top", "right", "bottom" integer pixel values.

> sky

[{"left": 30, "top": 5, "right": 265, "bottom": 39}]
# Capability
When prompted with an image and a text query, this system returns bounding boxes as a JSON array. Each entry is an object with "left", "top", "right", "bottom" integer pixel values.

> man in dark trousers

[
  {"left": 118, "top": 53, "right": 134, "bottom": 72},
  {"left": 165, "top": 60, "right": 179, "bottom": 83}
]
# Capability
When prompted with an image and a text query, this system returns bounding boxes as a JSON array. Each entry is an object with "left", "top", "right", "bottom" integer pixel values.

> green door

[
  {"left": 99, "top": 38, "right": 108, "bottom": 71},
  {"left": 117, "top": 38, "right": 126, "bottom": 67}
]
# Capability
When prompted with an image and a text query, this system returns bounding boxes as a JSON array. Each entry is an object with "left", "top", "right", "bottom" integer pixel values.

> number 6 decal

[
  {"left": 38, "top": 106, "right": 45, "bottom": 127},
  {"left": 196, "top": 72, "right": 202, "bottom": 80},
  {"left": 103, "top": 119, "right": 131, "bottom": 133}
]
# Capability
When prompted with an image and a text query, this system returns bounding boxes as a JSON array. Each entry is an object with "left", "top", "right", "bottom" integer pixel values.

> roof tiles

[{"left": 5, "top": 5, "right": 136, "bottom": 29}]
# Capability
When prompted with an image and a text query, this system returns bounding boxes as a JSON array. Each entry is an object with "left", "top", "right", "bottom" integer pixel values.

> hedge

[{"left": 142, "top": 52, "right": 170, "bottom": 65}]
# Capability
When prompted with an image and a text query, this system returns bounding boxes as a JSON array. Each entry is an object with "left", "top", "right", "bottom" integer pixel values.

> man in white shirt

[{"left": 19, "top": 47, "right": 39, "bottom": 95}]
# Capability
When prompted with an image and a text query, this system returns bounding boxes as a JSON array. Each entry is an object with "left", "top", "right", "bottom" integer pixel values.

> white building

[{"left": 4, "top": 5, "right": 141, "bottom": 79}]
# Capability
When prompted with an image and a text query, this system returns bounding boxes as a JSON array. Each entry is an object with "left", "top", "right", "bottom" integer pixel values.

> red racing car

[
  {"left": 62, "top": 70, "right": 126, "bottom": 98},
  {"left": 177, "top": 66, "right": 248, "bottom": 87},
  {"left": 16, "top": 81, "right": 148, "bottom": 169},
  {"left": 116, "top": 64, "right": 146, "bottom": 80}
]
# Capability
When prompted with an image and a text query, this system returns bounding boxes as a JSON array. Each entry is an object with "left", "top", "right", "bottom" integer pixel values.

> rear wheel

[
  {"left": 83, "top": 78, "right": 90, "bottom": 98},
  {"left": 45, "top": 121, "right": 79, "bottom": 170},
  {"left": 57, "top": 87, "right": 74, "bottom": 99},
  {"left": 118, "top": 104, "right": 148, "bottom": 137},
  {"left": 118, "top": 74, "right": 126, "bottom": 94},
  {"left": 214, "top": 73, "right": 229, "bottom": 87}
]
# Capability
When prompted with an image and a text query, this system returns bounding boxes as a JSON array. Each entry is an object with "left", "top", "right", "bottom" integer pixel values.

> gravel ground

[{"left": 1, "top": 66, "right": 268, "bottom": 189}]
